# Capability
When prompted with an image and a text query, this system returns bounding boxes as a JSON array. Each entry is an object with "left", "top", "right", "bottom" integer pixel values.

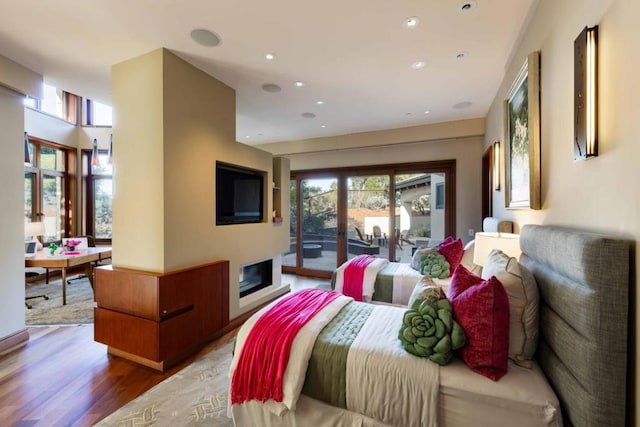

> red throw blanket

[
  {"left": 342, "top": 255, "right": 377, "bottom": 301},
  {"left": 231, "top": 288, "right": 340, "bottom": 405}
]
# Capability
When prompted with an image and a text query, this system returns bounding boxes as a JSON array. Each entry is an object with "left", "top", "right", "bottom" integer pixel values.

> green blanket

[{"left": 302, "top": 301, "right": 374, "bottom": 408}]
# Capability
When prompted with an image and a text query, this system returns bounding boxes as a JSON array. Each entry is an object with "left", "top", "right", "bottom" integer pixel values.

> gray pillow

[{"left": 481, "top": 249, "right": 539, "bottom": 368}]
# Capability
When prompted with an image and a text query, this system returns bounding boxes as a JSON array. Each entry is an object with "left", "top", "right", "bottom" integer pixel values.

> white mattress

[
  {"left": 439, "top": 359, "right": 562, "bottom": 427},
  {"left": 231, "top": 290, "right": 561, "bottom": 427},
  {"left": 232, "top": 353, "right": 561, "bottom": 427}
]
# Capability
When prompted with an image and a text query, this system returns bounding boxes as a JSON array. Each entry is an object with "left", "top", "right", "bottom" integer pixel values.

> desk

[{"left": 25, "top": 247, "right": 112, "bottom": 305}]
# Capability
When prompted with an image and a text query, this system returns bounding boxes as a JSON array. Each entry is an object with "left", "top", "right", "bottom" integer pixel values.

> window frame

[
  {"left": 82, "top": 98, "right": 113, "bottom": 127},
  {"left": 24, "top": 136, "right": 76, "bottom": 244},
  {"left": 82, "top": 149, "right": 113, "bottom": 245},
  {"left": 24, "top": 84, "right": 79, "bottom": 125}
]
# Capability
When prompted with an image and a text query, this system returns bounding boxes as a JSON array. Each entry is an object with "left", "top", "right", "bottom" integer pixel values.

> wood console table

[
  {"left": 94, "top": 260, "right": 229, "bottom": 371},
  {"left": 25, "top": 247, "right": 112, "bottom": 305}
]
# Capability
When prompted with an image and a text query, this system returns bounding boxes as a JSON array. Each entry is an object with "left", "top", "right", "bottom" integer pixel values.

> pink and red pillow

[
  {"left": 448, "top": 264, "right": 510, "bottom": 381},
  {"left": 438, "top": 236, "right": 464, "bottom": 273}
]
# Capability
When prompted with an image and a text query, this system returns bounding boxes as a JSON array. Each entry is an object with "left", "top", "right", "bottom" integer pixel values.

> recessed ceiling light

[
  {"left": 245, "top": 135, "right": 250, "bottom": 139},
  {"left": 301, "top": 112, "right": 316, "bottom": 119},
  {"left": 411, "top": 61, "right": 426, "bottom": 70},
  {"left": 424, "top": 110, "right": 431, "bottom": 114},
  {"left": 316, "top": 100, "right": 324, "bottom": 105},
  {"left": 458, "top": 1, "right": 477, "bottom": 13},
  {"left": 190, "top": 29, "right": 221, "bottom": 47},
  {"left": 321, "top": 125, "right": 327, "bottom": 128},
  {"left": 294, "top": 81, "right": 305, "bottom": 87},
  {"left": 261, "top": 83, "right": 282, "bottom": 93},
  {"left": 453, "top": 101, "right": 473, "bottom": 109},
  {"left": 265, "top": 53, "right": 275, "bottom": 60},
  {"left": 403, "top": 16, "right": 420, "bottom": 29},
  {"left": 456, "top": 51, "right": 469, "bottom": 59}
]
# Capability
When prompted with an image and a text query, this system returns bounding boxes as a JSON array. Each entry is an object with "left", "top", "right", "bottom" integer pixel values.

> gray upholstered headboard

[{"left": 519, "top": 225, "right": 630, "bottom": 427}]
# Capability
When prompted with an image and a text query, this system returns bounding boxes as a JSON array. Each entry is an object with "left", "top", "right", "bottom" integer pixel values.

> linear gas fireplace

[{"left": 239, "top": 259, "right": 273, "bottom": 298}]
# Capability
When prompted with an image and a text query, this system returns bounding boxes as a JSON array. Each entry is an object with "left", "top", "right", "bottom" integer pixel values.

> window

[
  {"left": 24, "top": 136, "right": 74, "bottom": 244},
  {"left": 83, "top": 98, "right": 113, "bottom": 126},
  {"left": 85, "top": 151, "right": 113, "bottom": 242},
  {"left": 25, "top": 83, "right": 78, "bottom": 124}
]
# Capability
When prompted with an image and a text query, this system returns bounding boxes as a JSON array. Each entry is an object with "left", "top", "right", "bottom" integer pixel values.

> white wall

[
  {"left": 483, "top": 0, "right": 639, "bottom": 417},
  {"left": 0, "top": 86, "right": 28, "bottom": 339}
]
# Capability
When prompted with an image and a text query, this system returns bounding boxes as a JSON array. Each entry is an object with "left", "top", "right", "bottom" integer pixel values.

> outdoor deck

[{"left": 283, "top": 241, "right": 419, "bottom": 271}]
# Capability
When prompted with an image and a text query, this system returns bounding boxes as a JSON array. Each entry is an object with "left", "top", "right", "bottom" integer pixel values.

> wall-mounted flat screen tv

[{"left": 216, "top": 162, "right": 265, "bottom": 225}]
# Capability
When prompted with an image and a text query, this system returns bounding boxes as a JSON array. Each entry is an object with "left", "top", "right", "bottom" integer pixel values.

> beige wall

[
  {"left": 0, "top": 86, "right": 28, "bottom": 339},
  {"left": 269, "top": 133, "right": 484, "bottom": 244},
  {"left": 0, "top": 54, "right": 42, "bottom": 99},
  {"left": 112, "top": 49, "right": 289, "bottom": 319},
  {"left": 484, "top": 0, "right": 639, "bottom": 417}
]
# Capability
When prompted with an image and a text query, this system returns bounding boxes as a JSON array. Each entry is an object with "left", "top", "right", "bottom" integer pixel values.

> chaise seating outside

[{"left": 289, "top": 236, "right": 380, "bottom": 256}]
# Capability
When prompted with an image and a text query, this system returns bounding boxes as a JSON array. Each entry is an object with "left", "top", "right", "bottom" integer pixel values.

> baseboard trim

[{"left": 0, "top": 328, "right": 30, "bottom": 356}]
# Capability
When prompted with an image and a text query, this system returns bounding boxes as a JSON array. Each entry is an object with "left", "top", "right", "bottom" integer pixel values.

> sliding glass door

[
  {"left": 284, "top": 160, "right": 455, "bottom": 278},
  {"left": 346, "top": 174, "right": 390, "bottom": 261}
]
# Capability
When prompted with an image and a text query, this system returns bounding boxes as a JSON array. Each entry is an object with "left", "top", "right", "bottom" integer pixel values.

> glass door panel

[
  {"left": 42, "top": 174, "right": 63, "bottom": 243},
  {"left": 283, "top": 179, "right": 297, "bottom": 268},
  {"left": 24, "top": 172, "right": 35, "bottom": 221},
  {"left": 300, "top": 177, "right": 338, "bottom": 273},
  {"left": 93, "top": 178, "right": 113, "bottom": 239},
  {"left": 346, "top": 175, "right": 390, "bottom": 261},
  {"left": 394, "top": 173, "right": 446, "bottom": 263}
]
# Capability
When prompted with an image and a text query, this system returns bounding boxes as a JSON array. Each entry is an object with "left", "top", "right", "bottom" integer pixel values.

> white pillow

[
  {"left": 460, "top": 240, "right": 482, "bottom": 276},
  {"left": 407, "top": 275, "right": 438, "bottom": 309},
  {"left": 481, "top": 249, "right": 539, "bottom": 368}
]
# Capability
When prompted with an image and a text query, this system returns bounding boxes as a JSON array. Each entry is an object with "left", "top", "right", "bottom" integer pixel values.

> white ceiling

[{"left": 0, "top": 0, "right": 536, "bottom": 145}]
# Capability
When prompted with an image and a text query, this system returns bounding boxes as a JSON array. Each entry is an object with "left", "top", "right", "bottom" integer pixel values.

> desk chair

[{"left": 25, "top": 271, "right": 49, "bottom": 309}]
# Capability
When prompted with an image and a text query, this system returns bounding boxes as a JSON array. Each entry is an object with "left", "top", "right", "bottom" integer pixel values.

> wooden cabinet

[{"left": 94, "top": 260, "right": 229, "bottom": 371}]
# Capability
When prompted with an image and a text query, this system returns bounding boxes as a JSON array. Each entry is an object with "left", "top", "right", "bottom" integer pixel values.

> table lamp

[
  {"left": 472, "top": 232, "right": 521, "bottom": 266},
  {"left": 24, "top": 221, "right": 45, "bottom": 250}
]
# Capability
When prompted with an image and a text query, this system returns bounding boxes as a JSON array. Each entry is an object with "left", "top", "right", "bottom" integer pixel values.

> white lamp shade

[
  {"left": 472, "top": 232, "right": 521, "bottom": 266},
  {"left": 24, "top": 221, "right": 45, "bottom": 237}
]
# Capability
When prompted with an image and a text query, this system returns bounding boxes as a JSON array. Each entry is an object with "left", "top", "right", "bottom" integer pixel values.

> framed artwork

[{"left": 504, "top": 51, "right": 541, "bottom": 210}]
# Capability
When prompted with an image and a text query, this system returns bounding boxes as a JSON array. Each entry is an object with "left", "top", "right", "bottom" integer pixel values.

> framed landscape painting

[{"left": 504, "top": 51, "right": 541, "bottom": 210}]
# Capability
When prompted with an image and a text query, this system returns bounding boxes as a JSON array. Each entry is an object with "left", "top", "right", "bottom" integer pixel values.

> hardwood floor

[
  {"left": 0, "top": 274, "right": 329, "bottom": 427},
  {"left": 0, "top": 325, "right": 237, "bottom": 426}
]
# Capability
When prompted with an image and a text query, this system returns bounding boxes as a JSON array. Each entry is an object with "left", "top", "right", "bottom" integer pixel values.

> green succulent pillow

[
  {"left": 410, "top": 247, "right": 435, "bottom": 271},
  {"left": 399, "top": 297, "right": 466, "bottom": 365},
  {"left": 420, "top": 251, "right": 451, "bottom": 279}
]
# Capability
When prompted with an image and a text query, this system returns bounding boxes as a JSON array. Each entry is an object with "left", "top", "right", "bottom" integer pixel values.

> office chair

[{"left": 25, "top": 271, "right": 49, "bottom": 309}]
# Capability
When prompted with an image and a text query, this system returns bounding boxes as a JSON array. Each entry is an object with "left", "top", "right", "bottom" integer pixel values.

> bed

[
  {"left": 230, "top": 224, "right": 630, "bottom": 427},
  {"left": 330, "top": 218, "right": 513, "bottom": 306}
]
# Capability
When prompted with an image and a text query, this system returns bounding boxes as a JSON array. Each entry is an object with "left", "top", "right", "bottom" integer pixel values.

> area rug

[
  {"left": 95, "top": 340, "right": 235, "bottom": 427},
  {"left": 25, "top": 276, "right": 94, "bottom": 325}
]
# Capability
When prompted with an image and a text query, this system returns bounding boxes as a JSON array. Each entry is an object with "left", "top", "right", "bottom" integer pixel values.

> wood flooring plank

[{"left": 0, "top": 324, "right": 238, "bottom": 426}]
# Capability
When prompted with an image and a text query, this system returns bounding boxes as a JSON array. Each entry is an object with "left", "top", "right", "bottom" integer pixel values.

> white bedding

[
  {"left": 391, "top": 262, "right": 424, "bottom": 305},
  {"left": 333, "top": 257, "right": 389, "bottom": 302},
  {"left": 346, "top": 305, "right": 439, "bottom": 427},
  {"left": 231, "top": 298, "right": 562, "bottom": 427},
  {"left": 230, "top": 300, "right": 438, "bottom": 426},
  {"left": 229, "top": 292, "right": 352, "bottom": 415}
]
